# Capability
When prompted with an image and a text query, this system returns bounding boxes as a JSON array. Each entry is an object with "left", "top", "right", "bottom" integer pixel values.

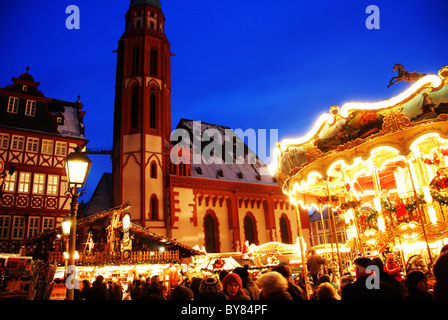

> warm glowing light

[
  {"left": 374, "top": 198, "right": 382, "bottom": 212},
  {"left": 377, "top": 216, "right": 385, "bottom": 232},
  {"left": 340, "top": 75, "right": 443, "bottom": 117},
  {"left": 279, "top": 113, "right": 335, "bottom": 149},
  {"left": 428, "top": 207, "right": 438, "bottom": 224}
]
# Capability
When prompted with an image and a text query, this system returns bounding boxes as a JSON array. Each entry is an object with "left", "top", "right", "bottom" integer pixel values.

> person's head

[
  {"left": 386, "top": 252, "right": 395, "bottom": 263},
  {"left": 199, "top": 277, "right": 223, "bottom": 294},
  {"left": 372, "top": 257, "right": 384, "bottom": 270},
  {"left": 233, "top": 267, "right": 249, "bottom": 280},
  {"left": 256, "top": 271, "right": 288, "bottom": 296},
  {"left": 170, "top": 285, "right": 194, "bottom": 300},
  {"left": 316, "top": 274, "right": 331, "bottom": 286},
  {"left": 310, "top": 248, "right": 316, "bottom": 255},
  {"left": 339, "top": 273, "right": 354, "bottom": 289},
  {"left": 354, "top": 257, "right": 375, "bottom": 278},
  {"left": 316, "top": 282, "right": 338, "bottom": 300},
  {"left": 222, "top": 273, "right": 243, "bottom": 297},
  {"left": 405, "top": 271, "right": 428, "bottom": 292},
  {"left": 272, "top": 265, "right": 292, "bottom": 281}
]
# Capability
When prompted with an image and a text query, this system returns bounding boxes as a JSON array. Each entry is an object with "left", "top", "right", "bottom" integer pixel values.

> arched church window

[
  {"left": 150, "top": 161, "right": 157, "bottom": 178},
  {"left": 280, "top": 215, "right": 292, "bottom": 244},
  {"left": 131, "top": 86, "right": 139, "bottom": 129},
  {"left": 150, "top": 48, "right": 158, "bottom": 76},
  {"left": 149, "top": 88, "right": 157, "bottom": 129},
  {"left": 150, "top": 194, "right": 159, "bottom": 220},
  {"left": 204, "top": 212, "right": 219, "bottom": 253},
  {"left": 244, "top": 214, "right": 258, "bottom": 245},
  {"left": 132, "top": 46, "right": 140, "bottom": 74}
]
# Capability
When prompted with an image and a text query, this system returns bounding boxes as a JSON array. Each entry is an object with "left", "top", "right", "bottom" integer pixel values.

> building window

[
  {"left": 150, "top": 195, "right": 159, "bottom": 220},
  {"left": 280, "top": 216, "right": 292, "bottom": 244},
  {"left": 204, "top": 212, "right": 219, "bottom": 253},
  {"left": 28, "top": 217, "right": 40, "bottom": 238},
  {"left": 0, "top": 133, "right": 9, "bottom": 149},
  {"left": 32, "top": 173, "right": 46, "bottom": 194},
  {"left": 12, "top": 216, "right": 25, "bottom": 239},
  {"left": 132, "top": 46, "right": 140, "bottom": 74},
  {"left": 131, "top": 86, "right": 139, "bottom": 129},
  {"left": 22, "top": 85, "right": 27, "bottom": 92},
  {"left": 0, "top": 216, "right": 11, "bottom": 239},
  {"left": 150, "top": 161, "right": 157, "bottom": 178},
  {"left": 26, "top": 137, "right": 39, "bottom": 153},
  {"left": 150, "top": 48, "right": 158, "bottom": 76},
  {"left": 4, "top": 172, "right": 17, "bottom": 192},
  {"left": 25, "top": 100, "right": 36, "bottom": 117},
  {"left": 243, "top": 214, "right": 258, "bottom": 245},
  {"left": 41, "top": 140, "right": 54, "bottom": 155},
  {"left": 42, "top": 217, "right": 54, "bottom": 231},
  {"left": 55, "top": 141, "right": 67, "bottom": 156},
  {"left": 18, "top": 172, "right": 31, "bottom": 193},
  {"left": 149, "top": 89, "right": 157, "bottom": 129},
  {"left": 47, "top": 175, "right": 59, "bottom": 195},
  {"left": 7, "top": 97, "right": 19, "bottom": 113},
  {"left": 11, "top": 135, "right": 25, "bottom": 151}
]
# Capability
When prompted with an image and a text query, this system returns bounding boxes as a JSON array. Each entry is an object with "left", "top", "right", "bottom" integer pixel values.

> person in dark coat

[
  {"left": 372, "top": 257, "right": 406, "bottom": 299},
  {"left": 272, "top": 265, "right": 305, "bottom": 300},
  {"left": 233, "top": 265, "right": 260, "bottom": 300},
  {"left": 84, "top": 275, "right": 108, "bottom": 300},
  {"left": 341, "top": 257, "right": 402, "bottom": 300},
  {"left": 433, "top": 251, "right": 448, "bottom": 300},
  {"left": 404, "top": 271, "right": 433, "bottom": 300}
]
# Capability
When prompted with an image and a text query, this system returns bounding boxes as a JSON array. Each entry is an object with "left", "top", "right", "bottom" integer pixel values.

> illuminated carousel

[{"left": 270, "top": 65, "right": 448, "bottom": 275}]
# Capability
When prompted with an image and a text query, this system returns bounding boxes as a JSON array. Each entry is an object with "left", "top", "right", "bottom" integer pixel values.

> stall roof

[{"left": 24, "top": 204, "right": 203, "bottom": 257}]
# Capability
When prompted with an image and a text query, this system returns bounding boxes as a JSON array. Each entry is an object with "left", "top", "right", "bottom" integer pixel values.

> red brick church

[{"left": 92, "top": 0, "right": 310, "bottom": 253}]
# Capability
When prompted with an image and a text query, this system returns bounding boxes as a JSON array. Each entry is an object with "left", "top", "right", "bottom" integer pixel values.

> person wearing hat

[
  {"left": 341, "top": 257, "right": 402, "bottom": 300},
  {"left": 233, "top": 265, "right": 260, "bottom": 300},
  {"left": 222, "top": 273, "right": 250, "bottom": 300},
  {"left": 404, "top": 271, "right": 433, "bottom": 300},
  {"left": 197, "top": 276, "right": 228, "bottom": 300},
  {"left": 169, "top": 285, "right": 195, "bottom": 300}
]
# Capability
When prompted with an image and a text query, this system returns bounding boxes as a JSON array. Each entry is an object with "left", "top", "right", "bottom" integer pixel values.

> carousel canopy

[{"left": 271, "top": 66, "right": 448, "bottom": 201}]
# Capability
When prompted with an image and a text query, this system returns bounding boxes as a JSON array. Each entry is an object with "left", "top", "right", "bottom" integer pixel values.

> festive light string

[{"left": 269, "top": 74, "right": 444, "bottom": 175}]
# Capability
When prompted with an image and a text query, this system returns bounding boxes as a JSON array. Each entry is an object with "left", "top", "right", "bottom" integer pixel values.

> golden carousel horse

[{"left": 387, "top": 64, "right": 426, "bottom": 88}]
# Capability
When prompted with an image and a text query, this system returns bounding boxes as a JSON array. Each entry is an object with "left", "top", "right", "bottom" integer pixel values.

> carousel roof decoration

[
  {"left": 270, "top": 65, "right": 448, "bottom": 197},
  {"left": 271, "top": 65, "right": 448, "bottom": 265}
]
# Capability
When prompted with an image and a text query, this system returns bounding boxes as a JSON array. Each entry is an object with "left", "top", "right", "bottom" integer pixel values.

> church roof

[
  {"left": 173, "top": 118, "right": 277, "bottom": 185},
  {"left": 130, "top": 0, "right": 161, "bottom": 9}
]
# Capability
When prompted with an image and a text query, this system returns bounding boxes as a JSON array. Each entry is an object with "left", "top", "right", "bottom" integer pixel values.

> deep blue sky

[{"left": 1, "top": 0, "right": 447, "bottom": 201}]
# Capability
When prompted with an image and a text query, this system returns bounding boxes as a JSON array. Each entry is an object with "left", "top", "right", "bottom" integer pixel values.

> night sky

[{"left": 1, "top": 0, "right": 447, "bottom": 201}]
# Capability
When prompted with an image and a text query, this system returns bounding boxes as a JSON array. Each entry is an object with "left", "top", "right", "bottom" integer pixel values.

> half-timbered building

[{"left": 0, "top": 69, "right": 87, "bottom": 253}]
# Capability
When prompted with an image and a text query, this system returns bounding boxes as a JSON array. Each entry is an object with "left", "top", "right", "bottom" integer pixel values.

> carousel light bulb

[
  {"left": 378, "top": 216, "right": 386, "bottom": 232},
  {"left": 374, "top": 198, "right": 382, "bottom": 212},
  {"left": 423, "top": 186, "right": 433, "bottom": 204},
  {"left": 428, "top": 207, "right": 438, "bottom": 224}
]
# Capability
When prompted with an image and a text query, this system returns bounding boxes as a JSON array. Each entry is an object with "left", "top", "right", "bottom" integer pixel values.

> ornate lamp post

[
  {"left": 61, "top": 215, "right": 71, "bottom": 276},
  {"left": 64, "top": 146, "right": 91, "bottom": 300}
]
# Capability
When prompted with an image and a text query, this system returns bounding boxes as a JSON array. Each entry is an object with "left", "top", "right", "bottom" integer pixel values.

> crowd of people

[{"left": 66, "top": 244, "right": 448, "bottom": 301}]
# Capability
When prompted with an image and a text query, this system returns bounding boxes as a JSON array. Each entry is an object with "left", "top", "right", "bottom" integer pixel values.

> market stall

[{"left": 270, "top": 66, "right": 448, "bottom": 275}]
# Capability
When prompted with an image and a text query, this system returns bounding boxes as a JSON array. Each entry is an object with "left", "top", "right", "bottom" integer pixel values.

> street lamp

[
  {"left": 64, "top": 146, "right": 91, "bottom": 300},
  {"left": 62, "top": 215, "right": 71, "bottom": 277}
]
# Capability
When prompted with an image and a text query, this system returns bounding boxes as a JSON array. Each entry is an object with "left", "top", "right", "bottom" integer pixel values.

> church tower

[{"left": 112, "top": 0, "right": 171, "bottom": 234}]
